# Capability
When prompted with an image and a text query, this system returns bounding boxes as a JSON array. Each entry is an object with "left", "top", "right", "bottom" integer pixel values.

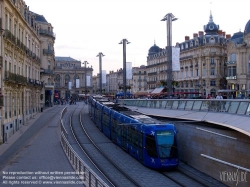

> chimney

[
  {"left": 193, "top": 33, "right": 198, "bottom": 38},
  {"left": 198, "top": 31, "right": 204, "bottom": 37},
  {"left": 226, "top": 34, "right": 231, "bottom": 39},
  {"left": 222, "top": 32, "right": 226, "bottom": 37},
  {"left": 185, "top": 36, "right": 190, "bottom": 41}
]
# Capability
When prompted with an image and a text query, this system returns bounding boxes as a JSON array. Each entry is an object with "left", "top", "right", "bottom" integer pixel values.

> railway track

[
  {"left": 64, "top": 102, "right": 226, "bottom": 187},
  {"left": 69, "top": 104, "right": 141, "bottom": 187}
]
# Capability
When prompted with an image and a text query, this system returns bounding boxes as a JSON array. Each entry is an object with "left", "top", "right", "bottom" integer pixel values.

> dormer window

[
  {"left": 210, "top": 37, "right": 215, "bottom": 44},
  {"left": 195, "top": 40, "right": 198, "bottom": 46},
  {"left": 190, "top": 41, "right": 193, "bottom": 47}
]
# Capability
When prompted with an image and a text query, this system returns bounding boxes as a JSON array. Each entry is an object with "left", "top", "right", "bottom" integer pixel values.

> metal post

[
  {"left": 75, "top": 67, "right": 76, "bottom": 93},
  {"left": 119, "top": 39, "right": 130, "bottom": 99},
  {"left": 96, "top": 53, "right": 105, "bottom": 94},
  {"left": 85, "top": 62, "right": 87, "bottom": 95},
  {"left": 83, "top": 61, "right": 88, "bottom": 95},
  {"left": 123, "top": 39, "right": 127, "bottom": 99},
  {"left": 161, "top": 13, "right": 177, "bottom": 98}
]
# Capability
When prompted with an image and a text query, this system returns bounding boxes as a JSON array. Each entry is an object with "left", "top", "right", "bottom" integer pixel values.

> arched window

[
  {"left": 209, "top": 37, "right": 215, "bottom": 44},
  {"left": 65, "top": 74, "right": 70, "bottom": 86},
  {"left": 54, "top": 74, "right": 60, "bottom": 87},
  {"left": 48, "top": 60, "right": 51, "bottom": 70}
]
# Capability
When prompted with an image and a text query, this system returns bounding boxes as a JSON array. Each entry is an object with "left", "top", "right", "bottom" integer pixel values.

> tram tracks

[
  {"left": 69, "top": 104, "right": 141, "bottom": 187},
  {"left": 65, "top": 103, "right": 220, "bottom": 187}
]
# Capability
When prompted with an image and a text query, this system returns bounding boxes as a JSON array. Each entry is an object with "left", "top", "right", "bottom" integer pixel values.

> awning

[
  {"left": 173, "top": 92, "right": 201, "bottom": 95},
  {"left": 133, "top": 92, "right": 149, "bottom": 96},
  {"left": 217, "top": 90, "right": 236, "bottom": 93},
  {"left": 151, "top": 87, "right": 164, "bottom": 94}
]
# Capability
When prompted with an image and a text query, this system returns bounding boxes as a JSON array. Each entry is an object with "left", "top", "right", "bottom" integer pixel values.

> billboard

[
  {"left": 86, "top": 76, "right": 91, "bottom": 86},
  {"left": 76, "top": 79, "right": 80, "bottom": 88},
  {"left": 102, "top": 70, "right": 106, "bottom": 84},
  {"left": 172, "top": 47, "right": 180, "bottom": 71},
  {"left": 126, "top": 62, "right": 132, "bottom": 80},
  {"left": 68, "top": 82, "right": 72, "bottom": 90}
]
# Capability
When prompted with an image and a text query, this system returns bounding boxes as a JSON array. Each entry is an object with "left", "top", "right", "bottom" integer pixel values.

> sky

[{"left": 24, "top": 0, "right": 250, "bottom": 76}]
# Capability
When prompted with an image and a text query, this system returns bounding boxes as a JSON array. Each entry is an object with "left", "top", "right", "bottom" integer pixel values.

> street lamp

[
  {"left": 82, "top": 61, "right": 89, "bottom": 95},
  {"left": 161, "top": 13, "right": 177, "bottom": 97},
  {"left": 96, "top": 52, "right": 105, "bottom": 94},
  {"left": 119, "top": 39, "right": 130, "bottom": 98}
]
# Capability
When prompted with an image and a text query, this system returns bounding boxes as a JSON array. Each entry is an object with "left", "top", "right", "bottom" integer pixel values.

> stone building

[
  {"left": 146, "top": 43, "right": 168, "bottom": 91},
  {"left": 0, "top": 0, "right": 54, "bottom": 142},
  {"left": 54, "top": 57, "right": 93, "bottom": 99},
  {"left": 33, "top": 12, "right": 56, "bottom": 107},
  {"left": 132, "top": 65, "right": 147, "bottom": 94},
  {"left": 147, "top": 13, "right": 228, "bottom": 98},
  {"left": 174, "top": 13, "right": 228, "bottom": 97},
  {"left": 226, "top": 20, "right": 250, "bottom": 98}
]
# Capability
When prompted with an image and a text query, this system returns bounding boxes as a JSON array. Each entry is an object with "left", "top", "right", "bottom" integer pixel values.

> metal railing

[
  {"left": 118, "top": 99, "right": 250, "bottom": 116},
  {"left": 60, "top": 107, "right": 108, "bottom": 187}
]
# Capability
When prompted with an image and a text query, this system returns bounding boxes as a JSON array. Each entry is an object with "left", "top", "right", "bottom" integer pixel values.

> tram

[{"left": 88, "top": 96, "right": 179, "bottom": 170}]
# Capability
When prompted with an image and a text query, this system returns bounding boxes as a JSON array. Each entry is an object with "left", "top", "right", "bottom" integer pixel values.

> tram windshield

[{"left": 156, "top": 130, "right": 175, "bottom": 158}]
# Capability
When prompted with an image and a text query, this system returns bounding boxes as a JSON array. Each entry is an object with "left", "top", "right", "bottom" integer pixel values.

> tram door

[
  {"left": 121, "top": 126, "right": 127, "bottom": 150},
  {"left": 138, "top": 132, "right": 143, "bottom": 161}
]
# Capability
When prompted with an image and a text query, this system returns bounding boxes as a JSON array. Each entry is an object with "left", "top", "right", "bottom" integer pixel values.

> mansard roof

[
  {"left": 30, "top": 11, "right": 48, "bottom": 23},
  {"left": 55, "top": 57, "right": 79, "bottom": 62},
  {"left": 244, "top": 20, "right": 250, "bottom": 36}
]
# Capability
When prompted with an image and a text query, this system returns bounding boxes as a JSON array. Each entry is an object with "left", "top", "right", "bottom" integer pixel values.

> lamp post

[
  {"left": 82, "top": 61, "right": 89, "bottom": 95},
  {"left": 161, "top": 13, "right": 177, "bottom": 97},
  {"left": 96, "top": 52, "right": 105, "bottom": 94},
  {"left": 74, "top": 67, "right": 76, "bottom": 93},
  {"left": 119, "top": 39, "right": 130, "bottom": 98}
]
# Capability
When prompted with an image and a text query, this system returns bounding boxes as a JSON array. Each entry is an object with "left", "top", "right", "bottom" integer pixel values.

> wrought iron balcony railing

[
  {"left": 39, "top": 29, "right": 56, "bottom": 38},
  {"left": 43, "top": 49, "right": 54, "bottom": 55}
]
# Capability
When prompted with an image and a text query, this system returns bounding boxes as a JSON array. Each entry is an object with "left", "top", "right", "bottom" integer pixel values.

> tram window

[
  {"left": 146, "top": 135, "right": 157, "bottom": 158},
  {"left": 139, "top": 132, "right": 143, "bottom": 148},
  {"left": 103, "top": 113, "right": 109, "bottom": 128},
  {"left": 96, "top": 109, "right": 101, "bottom": 122},
  {"left": 111, "top": 118, "right": 120, "bottom": 136}
]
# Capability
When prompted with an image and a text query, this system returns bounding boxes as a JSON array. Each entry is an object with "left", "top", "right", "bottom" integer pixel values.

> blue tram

[{"left": 88, "top": 96, "right": 179, "bottom": 170}]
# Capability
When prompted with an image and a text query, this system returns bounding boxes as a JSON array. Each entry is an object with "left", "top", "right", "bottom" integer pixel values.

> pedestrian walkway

[{"left": 0, "top": 105, "right": 84, "bottom": 187}]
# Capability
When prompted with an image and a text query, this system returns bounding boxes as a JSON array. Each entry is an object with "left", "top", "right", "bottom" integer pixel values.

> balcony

[
  {"left": 40, "top": 69, "right": 54, "bottom": 74},
  {"left": 0, "top": 95, "right": 3, "bottom": 107},
  {"left": 39, "top": 29, "right": 56, "bottom": 39},
  {"left": 226, "top": 61, "right": 236, "bottom": 65},
  {"left": 43, "top": 49, "right": 54, "bottom": 55},
  {"left": 44, "top": 83, "right": 54, "bottom": 89},
  {"left": 4, "top": 71, "right": 27, "bottom": 85},
  {"left": 148, "top": 72, "right": 157, "bottom": 75},
  {"left": 226, "top": 76, "right": 237, "bottom": 80},
  {"left": 0, "top": 56, "right": 2, "bottom": 67}
]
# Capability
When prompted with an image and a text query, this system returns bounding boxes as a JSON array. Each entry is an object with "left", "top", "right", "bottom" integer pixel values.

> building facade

[
  {"left": 146, "top": 13, "right": 229, "bottom": 98},
  {"left": 54, "top": 57, "right": 93, "bottom": 99},
  {"left": 0, "top": 0, "right": 55, "bottom": 142},
  {"left": 226, "top": 20, "right": 250, "bottom": 98},
  {"left": 174, "top": 13, "right": 228, "bottom": 97},
  {"left": 132, "top": 65, "right": 147, "bottom": 94}
]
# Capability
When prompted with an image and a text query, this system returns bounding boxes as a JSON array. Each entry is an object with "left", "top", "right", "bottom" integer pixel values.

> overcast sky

[{"left": 24, "top": 0, "right": 249, "bottom": 75}]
